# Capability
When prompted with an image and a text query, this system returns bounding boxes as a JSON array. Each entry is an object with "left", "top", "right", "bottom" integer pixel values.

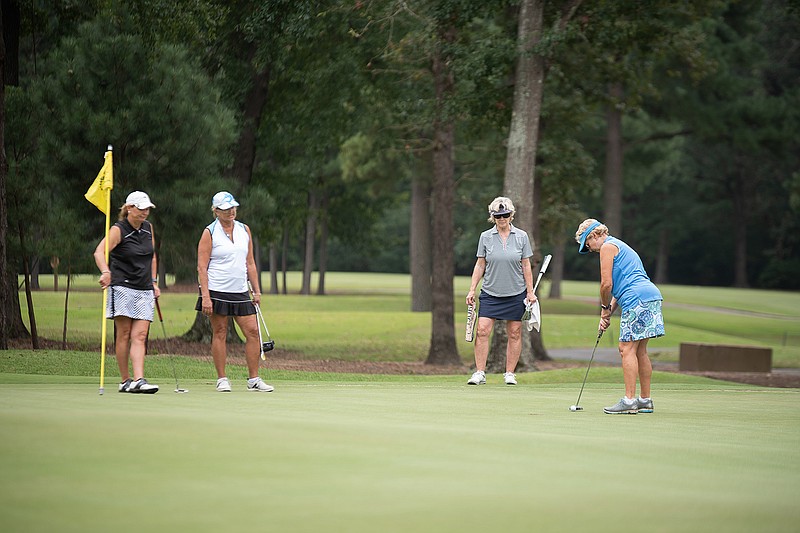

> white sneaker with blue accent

[{"left": 604, "top": 397, "right": 638, "bottom": 414}]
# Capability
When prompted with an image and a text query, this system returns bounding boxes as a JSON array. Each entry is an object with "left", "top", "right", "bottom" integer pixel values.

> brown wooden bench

[{"left": 679, "top": 343, "right": 772, "bottom": 372}]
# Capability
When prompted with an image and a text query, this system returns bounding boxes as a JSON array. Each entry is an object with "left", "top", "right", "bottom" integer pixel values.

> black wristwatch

[{"left": 601, "top": 303, "right": 611, "bottom": 310}]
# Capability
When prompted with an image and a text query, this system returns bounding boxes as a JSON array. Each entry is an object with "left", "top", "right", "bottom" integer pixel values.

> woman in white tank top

[{"left": 196, "top": 191, "right": 273, "bottom": 393}]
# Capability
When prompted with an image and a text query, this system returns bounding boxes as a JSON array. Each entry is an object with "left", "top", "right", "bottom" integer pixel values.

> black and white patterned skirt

[{"left": 106, "top": 286, "right": 155, "bottom": 321}]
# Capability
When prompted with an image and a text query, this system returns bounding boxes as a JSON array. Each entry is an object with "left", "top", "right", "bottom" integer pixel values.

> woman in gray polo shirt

[{"left": 465, "top": 197, "right": 535, "bottom": 385}]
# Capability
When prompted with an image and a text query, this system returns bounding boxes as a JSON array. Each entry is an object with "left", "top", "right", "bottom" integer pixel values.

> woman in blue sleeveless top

[{"left": 576, "top": 219, "right": 665, "bottom": 414}]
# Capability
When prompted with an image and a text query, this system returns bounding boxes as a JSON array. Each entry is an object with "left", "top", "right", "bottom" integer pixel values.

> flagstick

[{"left": 98, "top": 146, "right": 113, "bottom": 395}]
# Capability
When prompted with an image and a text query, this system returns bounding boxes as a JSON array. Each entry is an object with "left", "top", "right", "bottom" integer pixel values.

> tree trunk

[
  {"left": 0, "top": 1, "right": 8, "bottom": 349},
  {"left": 410, "top": 174, "right": 432, "bottom": 312},
  {"left": 502, "top": 0, "right": 544, "bottom": 235},
  {"left": 317, "top": 190, "right": 329, "bottom": 296},
  {"left": 269, "top": 243, "right": 279, "bottom": 294},
  {"left": 486, "top": 327, "right": 534, "bottom": 372},
  {"left": 253, "top": 236, "right": 261, "bottom": 283},
  {"left": 62, "top": 263, "right": 71, "bottom": 349},
  {"left": 548, "top": 236, "right": 565, "bottom": 299},
  {"left": 604, "top": 82, "right": 624, "bottom": 236},
  {"left": 228, "top": 43, "right": 270, "bottom": 188},
  {"left": 5, "top": 271, "right": 29, "bottom": 340},
  {"left": 182, "top": 312, "right": 241, "bottom": 344},
  {"left": 21, "top": 252, "right": 38, "bottom": 349},
  {"left": 491, "top": 0, "right": 546, "bottom": 372},
  {"left": 301, "top": 189, "right": 318, "bottom": 295},
  {"left": 425, "top": 22, "right": 459, "bottom": 366},
  {"left": 732, "top": 176, "right": 749, "bottom": 287},
  {"left": 51, "top": 256, "right": 59, "bottom": 291},
  {"left": 28, "top": 255, "right": 39, "bottom": 290},
  {"left": 654, "top": 227, "right": 669, "bottom": 285},
  {"left": 281, "top": 226, "right": 289, "bottom": 295}
]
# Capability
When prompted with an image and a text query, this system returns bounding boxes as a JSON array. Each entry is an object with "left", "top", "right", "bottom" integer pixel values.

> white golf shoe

[
  {"left": 503, "top": 372, "right": 517, "bottom": 385},
  {"left": 216, "top": 377, "right": 232, "bottom": 392},
  {"left": 467, "top": 370, "right": 486, "bottom": 385},
  {"left": 247, "top": 377, "right": 274, "bottom": 392}
]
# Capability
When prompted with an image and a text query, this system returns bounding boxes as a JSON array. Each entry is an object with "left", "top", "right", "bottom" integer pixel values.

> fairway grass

[{"left": 1, "top": 374, "right": 798, "bottom": 533}]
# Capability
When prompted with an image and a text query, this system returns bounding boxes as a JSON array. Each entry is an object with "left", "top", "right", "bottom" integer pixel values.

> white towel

[{"left": 526, "top": 300, "right": 541, "bottom": 332}]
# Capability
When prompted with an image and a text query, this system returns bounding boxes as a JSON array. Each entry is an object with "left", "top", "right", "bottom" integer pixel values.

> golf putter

[
  {"left": 570, "top": 329, "right": 604, "bottom": 411},
  {"left": 155, "top": 298, "right": 188, "bottom": 393},
  {"left": 249, "top": 282, "right": 275, "bottom": 360}
]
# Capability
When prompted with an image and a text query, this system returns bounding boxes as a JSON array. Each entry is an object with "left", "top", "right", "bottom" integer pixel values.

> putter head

[
  {"left": 175, "top": 388, "right": 189, "bottom": 393},
  {"left": 261, "top": 340, "right": 275, "bottom": 353},
  {"left": 569, "top": 405, "right": 583, "bottom": 411}
]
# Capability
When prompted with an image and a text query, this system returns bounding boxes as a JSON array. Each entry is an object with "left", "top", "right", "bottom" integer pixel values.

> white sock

[
  {"left": 248, "top": 377, "right": 259, "bottom": 384},
  {"left": 624, "top": 396, "right": 636, "bottom": 404},
  {"left": 639, "top": 396, "right": 651, "bottom": 402}
]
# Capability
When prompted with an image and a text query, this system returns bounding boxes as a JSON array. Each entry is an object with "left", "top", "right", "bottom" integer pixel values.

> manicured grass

[
  {"left": 18, "top": 273, "right": 800, "bottom": 366},
  {"left": 1, "top": 368, "right": 798, "bottom": 533}
]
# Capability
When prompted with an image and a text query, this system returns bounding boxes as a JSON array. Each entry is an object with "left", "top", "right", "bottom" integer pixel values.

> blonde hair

[
  {"left": 486, "top": 196, "right": 516, "bottom": 223},
  {"left": 574, "top": 218, "right": 609, "bottom": 242},
  {"left": 118, "top": 206, "right": 129, "bottom": 221}
]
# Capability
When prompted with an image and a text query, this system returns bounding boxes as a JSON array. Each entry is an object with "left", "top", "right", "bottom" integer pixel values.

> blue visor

[{"left": 577, "top": 222, "right": 601, "bottom": 254}]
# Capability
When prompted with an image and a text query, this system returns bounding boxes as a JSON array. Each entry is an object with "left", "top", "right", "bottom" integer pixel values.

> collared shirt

[{"left": 476, "top": 224, "right": 533, "bottom": 297}]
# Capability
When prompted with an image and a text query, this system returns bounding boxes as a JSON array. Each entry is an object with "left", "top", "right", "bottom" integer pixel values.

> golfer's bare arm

[
  {"left": 521, "top": 257, "right": 536, "bottom": 304},
  {"left": 599, "top": 242, "right": 617, "bottom": 310},
  {"left": 466, "top": 257, "right": 487, "bottom": 306},
  {"left": 244, "top": 225, "right": 261, "bottom": 305},
  {"left": 93, "top": 226, "right": 121, "bottom": 289},
  {"left": 150, "top": 226, "right": 160, "bottom": 298},
  {"left": 197, "top": 229, "right": 213, "bottom": 315}
]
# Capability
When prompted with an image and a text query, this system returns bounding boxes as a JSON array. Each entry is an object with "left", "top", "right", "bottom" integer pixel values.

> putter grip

[{"left": 465, "top": 303, "right": 476, "bottom": 342}]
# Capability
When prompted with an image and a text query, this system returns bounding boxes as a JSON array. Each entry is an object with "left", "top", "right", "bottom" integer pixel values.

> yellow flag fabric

[{"left": 85, "top": 151, "right": 114, "bottom": 214}]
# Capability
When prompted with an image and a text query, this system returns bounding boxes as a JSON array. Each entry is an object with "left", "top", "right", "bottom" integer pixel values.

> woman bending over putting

[{"left": 576, "top": 219, "right": 665, "bottom": 414}]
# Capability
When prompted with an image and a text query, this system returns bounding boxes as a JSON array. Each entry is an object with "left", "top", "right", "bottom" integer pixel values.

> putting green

[{"left": 1, "top": 378, "right": 798, "bottom": 532}]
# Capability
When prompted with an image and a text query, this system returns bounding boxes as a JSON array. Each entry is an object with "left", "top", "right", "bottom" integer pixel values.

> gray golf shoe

[
  {"left": 637, "top": 397, "right": 654, "bottom": 413},
  {"left": 603, "top": 397, "right": 638, "bottom": 414}
]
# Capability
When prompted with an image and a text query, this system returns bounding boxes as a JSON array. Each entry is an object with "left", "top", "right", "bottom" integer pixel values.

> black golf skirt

[
  {"left": 478, "top": 290, "right": 526, "bottom": 321},
  {"left": 195, "top": 290, "right": 256, "bottom": 317}
]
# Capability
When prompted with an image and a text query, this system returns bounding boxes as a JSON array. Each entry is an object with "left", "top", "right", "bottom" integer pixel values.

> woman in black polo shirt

[{"left": 93, "top": 191, "right": 160, "bottom": 394}]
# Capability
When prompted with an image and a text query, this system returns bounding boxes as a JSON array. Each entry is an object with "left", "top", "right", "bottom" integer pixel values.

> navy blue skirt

[{"left": 478, "top": 290, "right": 526, "bottom": 321}]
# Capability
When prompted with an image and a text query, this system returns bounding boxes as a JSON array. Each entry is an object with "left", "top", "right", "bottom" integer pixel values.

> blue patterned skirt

[{"left": 619, "top": 299, "right": 665, "bottom": 342}]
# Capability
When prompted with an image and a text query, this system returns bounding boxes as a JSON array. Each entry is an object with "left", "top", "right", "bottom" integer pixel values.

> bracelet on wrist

[
  {"left": 152, "top": 278, "right": 158, "bottom": 283},
  {"left": 601, "top": 304, "right": 611, "bottom": 310}
]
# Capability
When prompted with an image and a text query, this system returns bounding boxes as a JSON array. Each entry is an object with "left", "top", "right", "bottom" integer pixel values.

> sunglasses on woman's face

[{"left": 494, "top": 213, "right": 511, "bottom": 219}]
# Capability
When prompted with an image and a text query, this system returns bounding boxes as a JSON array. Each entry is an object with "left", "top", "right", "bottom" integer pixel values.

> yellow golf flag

[{"left": 85, "top": 149, "right": 114, "bottom": 214}]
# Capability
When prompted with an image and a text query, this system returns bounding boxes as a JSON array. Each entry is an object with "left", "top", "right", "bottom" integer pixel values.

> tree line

[{"left": 1, "top": 1, "right": 798, "bottom": 362}]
